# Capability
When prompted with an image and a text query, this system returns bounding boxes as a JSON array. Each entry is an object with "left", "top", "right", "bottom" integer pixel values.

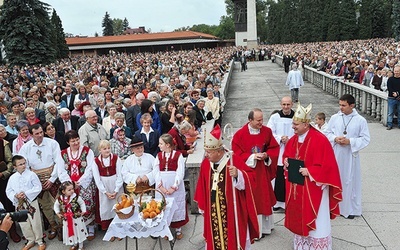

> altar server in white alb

[
  {"left": 266, "top": 96, "right": 295, "bottom": 211},
  {"left": 325, "top": 94, "right": 370, "bottom": 219},
  {"left": 285, "top": 63, "right": 304, "bottom": 103}
]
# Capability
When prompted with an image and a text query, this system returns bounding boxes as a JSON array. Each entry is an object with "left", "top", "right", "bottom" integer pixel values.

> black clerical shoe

[{"left": 346, "top": 215, "right": 355, "bottom": 219}]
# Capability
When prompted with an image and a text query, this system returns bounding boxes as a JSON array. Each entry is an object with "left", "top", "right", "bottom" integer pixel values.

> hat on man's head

[
  {"left": 129, "top": 136, "right": 144, "bottom": 148},
  {"left": 293, "top": 103, "right": 312, "bottom": 123},
  {"left": 204, "top": 124, "right": 223, "bottom": 150}
]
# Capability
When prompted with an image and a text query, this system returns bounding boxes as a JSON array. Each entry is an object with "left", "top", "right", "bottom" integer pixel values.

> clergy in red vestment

[
  {"left": 194, "top": 124, "right": 259, "bottom": 250},
  {"left": 282, "top": 103, "right": 342, "bottom": 250},
  {"left": 231, "top": 108, "right": 279, "bottom": 239}
]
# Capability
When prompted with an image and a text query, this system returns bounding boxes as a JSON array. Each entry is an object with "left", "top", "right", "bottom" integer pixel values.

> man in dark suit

[
  {"left": 62, "top": 84, "right": 76, "bottom": 111},
  {"left": 52, "top": 108, "right": 80, "bottom": 133},
  {"left": 126, "top": 93, "right": 144, "bottom": 133}
]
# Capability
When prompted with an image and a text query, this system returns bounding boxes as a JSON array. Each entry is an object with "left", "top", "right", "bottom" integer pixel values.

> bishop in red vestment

[
  {"left": 232, "top": 109, "right": 280, "bottom": 238},
  {"left": 283, "top": 103, "right": 342, "bottom": 249},
  {"left": 194, "top": 125, "right": 259, "bottom": 250}
]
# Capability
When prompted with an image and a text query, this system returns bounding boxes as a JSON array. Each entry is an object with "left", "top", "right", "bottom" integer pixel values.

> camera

[{"left": 0, "top": 209, "right": 28, "bottom": 223}]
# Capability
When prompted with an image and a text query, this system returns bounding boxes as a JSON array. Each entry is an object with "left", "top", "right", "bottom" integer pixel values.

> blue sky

[{"left": 43, "top": 0, "right": 227, "bottom": 36}]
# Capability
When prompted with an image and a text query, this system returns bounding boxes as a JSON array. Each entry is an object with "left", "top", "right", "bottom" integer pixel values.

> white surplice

[{"left": 325, "top": 109, "right": 370, "bottom": 217}]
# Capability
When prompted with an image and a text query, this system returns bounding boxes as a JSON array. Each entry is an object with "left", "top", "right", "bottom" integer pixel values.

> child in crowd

[
  {"left": 6, "top": 155, "right": 45, "bottom": 250},
  {"left": 313, "top": 112, "right": 327, "bottom": 132},
  {"left": 151, "top": 134, "right": 189, "bottom": 240},
  {"left": 54, "top": 181, "right": 87, "bottom": 250},
  {"left": 93, "top": 140, "right": 123, "bottom": 235}
]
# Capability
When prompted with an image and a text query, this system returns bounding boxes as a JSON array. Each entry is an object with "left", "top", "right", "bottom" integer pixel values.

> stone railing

[
  {"left": 186, "top": 59, "right": 234, "bottom": 213},
  {"left": 275, "top": 55, "right": 388, "bottom": 125}
]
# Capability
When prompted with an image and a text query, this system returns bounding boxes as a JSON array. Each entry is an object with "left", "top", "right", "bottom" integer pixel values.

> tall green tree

[
  {"left": 393, "top": 0, "right": 400, "bottom": 40},
  {"left": 383, "top": 0, "right": 393, "bottom": 37},
  {"left": 112, "top": 18, "right": 124, "bottom": 35},
  {"left": 266, "top": 0, "right": 284, "bottom": 44},
  {"left": 0, "top": 0, "right": 55, "bottom": 66},
  {"left": 358, "top": 0, "right": 373, "bottom": 39},
  {"left": 102, "top": 12, "right": 114, "bottom": 36},
  {"left": 216, "top": 15, "right": 235, "bottom": 39},
  {"left": 370, "top": 0, "right": 386, "bottom": 38},
  {"left": 325, "top": 0, "right": 341, "bottom": 41},
  {"left": 50, "top": 9, "right": 69, "bottom": 59},
  {"left": 122, "top": 18, "right": 129, "bottom": 30},
  {"left": 338, "top": 0, "right": 357, "bottom": 41}
]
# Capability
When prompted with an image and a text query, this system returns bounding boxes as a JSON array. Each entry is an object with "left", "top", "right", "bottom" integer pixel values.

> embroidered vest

[
  {"left": 61, "top": 146, "right": 90, "bottom": 177},
  {"left": 58, "top": 195, "right": 82, "bottom": 219},
  {"left": 158, "top": 151, "right": 181, "bottom": 171},
  {"left": 94, "top": 154, "right": 118, "bottom": 176}
]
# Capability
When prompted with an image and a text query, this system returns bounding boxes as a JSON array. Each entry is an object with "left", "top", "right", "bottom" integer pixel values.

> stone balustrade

[{"left": 275, "top": 55, "right": 388, "bottom": 125}]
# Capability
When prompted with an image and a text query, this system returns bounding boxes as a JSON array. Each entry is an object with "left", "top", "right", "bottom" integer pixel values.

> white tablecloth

[{"left": 103, "top": 197, "right": 177, "bottom": 241}]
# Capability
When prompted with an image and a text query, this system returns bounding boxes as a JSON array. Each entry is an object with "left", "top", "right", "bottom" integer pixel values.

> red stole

[
  {"left": 194, "top": 154, "right": 259, "bottom": 249},
  {"left": 283, "top": 127, "right": 342, "bottom": 236},
  {"left": 94, "top": 154, "right": 118, "bottom": 176}
]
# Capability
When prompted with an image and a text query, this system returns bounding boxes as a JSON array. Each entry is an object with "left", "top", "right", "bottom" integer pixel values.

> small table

[{"left": 103, "top": 197, "right": 178, "bottom": 250}]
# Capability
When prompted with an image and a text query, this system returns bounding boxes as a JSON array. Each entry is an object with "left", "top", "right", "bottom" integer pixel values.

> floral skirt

[{"left": 78, "top": 180, "right": 96, "bottom": 225}]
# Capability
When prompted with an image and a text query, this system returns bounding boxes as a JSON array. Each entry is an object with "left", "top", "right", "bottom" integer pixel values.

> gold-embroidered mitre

[
  {"left": 293, "top": 103, "right": 312, "bottom": 123},
  {"left": 204, "top": 124, "right": 223, "bottom": 150}
]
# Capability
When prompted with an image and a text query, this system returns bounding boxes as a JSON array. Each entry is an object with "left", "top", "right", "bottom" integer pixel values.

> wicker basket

[
  {"left": 115, "top": 193, "right": 134, "bottom": 219},
  {"left": 138, "top": 188, "right": 167, "bottom": 220}
]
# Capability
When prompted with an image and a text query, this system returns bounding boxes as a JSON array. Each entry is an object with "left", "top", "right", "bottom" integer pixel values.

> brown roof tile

[{"left": 66, "top": 31, "right": 218, "bottom": 46}]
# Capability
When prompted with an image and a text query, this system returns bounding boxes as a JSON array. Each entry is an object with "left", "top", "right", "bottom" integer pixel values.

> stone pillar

[
  {"left": 233, "top": 0, "right": 257, "bottom": 48},
  {"left": 246, "top": 0, "right": 257, "bottom": 49}
]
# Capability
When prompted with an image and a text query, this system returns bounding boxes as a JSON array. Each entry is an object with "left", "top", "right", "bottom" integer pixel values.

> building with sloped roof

[{"left": 66, "top": 31, "right": 229, "bottom": 56}]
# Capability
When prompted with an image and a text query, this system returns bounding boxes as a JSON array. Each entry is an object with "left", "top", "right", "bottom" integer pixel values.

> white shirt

[
  {"left": 6, "top": 169, "right": 42, "bottom": 206},
  {"left": 19, "top": 137, "right": 70, "bottom": 183},
  {"left": 121, "top": 153, "right": 155, "bottom": 184},
  {"left": 140, "top": 126, "right": 154, "bottom": 142}
]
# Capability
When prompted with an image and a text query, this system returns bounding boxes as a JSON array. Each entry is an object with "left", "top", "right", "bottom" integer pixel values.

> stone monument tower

[{"left": 233, "top": 0, "right": 258, "bottom": 48}]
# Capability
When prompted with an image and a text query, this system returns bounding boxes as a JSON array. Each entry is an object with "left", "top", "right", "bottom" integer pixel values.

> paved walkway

[{"left": 8, "top": 60, "right": 400, "bottom": 250}]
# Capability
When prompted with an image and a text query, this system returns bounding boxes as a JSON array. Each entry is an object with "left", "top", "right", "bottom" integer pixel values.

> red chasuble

[
  {"left": 283, "top": 127, "right": 342, "bottom": 236},
  {"left": 232, "top": 124, "right": 280, "bottom": 215},
  {"left": 194, "top": 154, "right": 259, "bottom": 250}
]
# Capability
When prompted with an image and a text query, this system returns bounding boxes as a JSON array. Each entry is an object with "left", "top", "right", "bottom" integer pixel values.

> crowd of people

[
  {"left": 0, "top": 41, "right": 377, "bottom": 250},
  {"left": 0, "top": 47, "right": 232, "bottom": 249},
  {"left": 267, "top": 38, "right": 399, "bottom": 92}
]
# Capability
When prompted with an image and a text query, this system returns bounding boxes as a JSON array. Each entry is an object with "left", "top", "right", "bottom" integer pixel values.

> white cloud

[{"left": 43, "top": 0, "right": 227, "bottom": 36}]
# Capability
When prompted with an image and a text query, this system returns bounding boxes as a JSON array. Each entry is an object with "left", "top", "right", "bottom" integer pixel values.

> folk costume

[
  {"left": 6, "top": 169, "right": 44, "bottom": 247},
  {"left": 152, "top": 150, "right": 188, "bottom": 228},
  {"left": 283, "top": 103, "right": 342, "bottom": 250},
  {"left": 267, "top": 109, "right": 295, "bottom": 209},
  {"left": 325, "top": 108, "right": 370, "bottom": 218},
  {"left": 93, "top": 153, "right": 123, "bottom": 230},
  {"left": 19, "top": 137, "right": 70, "bottom": 239},
  {"left": 194, "top": 125, "right": 259, "bottom": 250},
  {"left": 54, "top": 193, "right": 88, "bottom": 246},
  {"left": 121, "top": 137, "right": 156, "bottom": 193},
  {"left": 232, "top": 121, "right": 279, "bottom": 237},
  {"left": 61, "top": 145, "right": 96, "bottom": 225}
]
